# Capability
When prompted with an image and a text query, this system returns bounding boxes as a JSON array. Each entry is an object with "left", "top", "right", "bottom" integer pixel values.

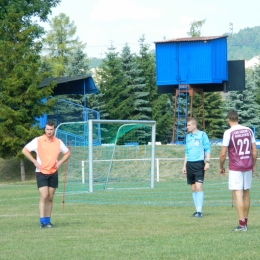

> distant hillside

[
  {"left": 228, "top": 26, "right": 260, "bottom": 60},
  {"left": 89, "top": 57, "right": 102, "bottom": 69},
  {"left": 88, "top": 26, "right": 260, "bottom": 68}
]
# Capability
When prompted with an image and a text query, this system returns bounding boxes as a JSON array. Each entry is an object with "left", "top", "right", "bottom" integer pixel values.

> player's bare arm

[
  {"left": 22, "top": 147, "right": 42, "bottom": 170},
  {"left": 55, "top": 151, "right": 71, "bottom": 169},
  {"left": 204, "top": 153, "right": 210, "bottom": 171},
  {"left": 252, "top": 143, "right": 258, "bottom": 172},
  {"left": 219, "top": 146, "right": 227, "bottom": 175},
  {"left": 182, "top": 156, "right": 187, "bottom": 174}
]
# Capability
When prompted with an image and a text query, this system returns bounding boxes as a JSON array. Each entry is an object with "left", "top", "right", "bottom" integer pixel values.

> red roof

[{"left": 155, "top": 35, "right": 228, "bottom": 43}]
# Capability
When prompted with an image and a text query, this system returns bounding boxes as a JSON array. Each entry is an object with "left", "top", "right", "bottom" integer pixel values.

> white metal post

[
  {"left": 150, "top": 123, "right": 156, "bottom": 188},
  {"left": 156, "top": 158, "right": 159, "bottom": 182},
  {"left": 81, "top": 161, "right": 85, "bottom": 184},
  {"left": 88, "top": 120, "right": 93, "bottom": 193}
]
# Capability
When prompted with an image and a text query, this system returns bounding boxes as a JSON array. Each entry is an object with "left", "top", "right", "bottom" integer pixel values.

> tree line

[{"left": 1, "top": 2, "right": 260, "bottom": 180}]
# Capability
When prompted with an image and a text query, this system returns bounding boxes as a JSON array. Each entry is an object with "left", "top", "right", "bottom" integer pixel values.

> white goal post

[{"left": 88, "top": 119, "right": 156, "bottom": 193}]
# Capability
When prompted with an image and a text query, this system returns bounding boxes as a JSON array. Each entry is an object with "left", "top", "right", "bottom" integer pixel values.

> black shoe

[
  {"left": 235, "top": 225, "right": 247, "bottom": 231},
  {"left": 40, "top": 224, "right": 47, "bottom": 229},
  {"left": 46, "top": 223, "right": 54, "bottom": 228},
  {"left": 191, "top": 212, "right": 198, "bottom": 217},
  {"left": 196, "top": 212, "right": 203, "bottom": 218}
]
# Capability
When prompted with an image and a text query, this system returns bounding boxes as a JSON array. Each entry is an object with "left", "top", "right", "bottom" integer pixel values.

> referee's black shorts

[
  {"left": 186, "top": 161, "right": 205, "bottom": 185},
  {"left": 36, "top": 171, "right": 58, "bottom": 189}
]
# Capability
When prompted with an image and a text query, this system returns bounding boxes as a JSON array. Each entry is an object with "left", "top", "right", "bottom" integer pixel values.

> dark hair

[
  {"left": 46, "top": 121, "right": 55, "bottom": 128},
  {"left": 227, "top": 109, "right": 238, "bottom": 122}
]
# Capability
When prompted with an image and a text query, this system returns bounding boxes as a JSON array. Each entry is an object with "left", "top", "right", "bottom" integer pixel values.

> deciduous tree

[{"left": 42, "top": 13, "right": 85, "bottom": 77}]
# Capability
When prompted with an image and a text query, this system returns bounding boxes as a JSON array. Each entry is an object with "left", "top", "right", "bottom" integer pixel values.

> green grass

[
  {"left": 1, "top": 184, "right": 260, "bottom": 260},
  {"left": 1, "top": 145, "right": 260, "bottom": 259}
]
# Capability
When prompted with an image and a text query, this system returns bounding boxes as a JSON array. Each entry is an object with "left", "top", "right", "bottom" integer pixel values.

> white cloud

[{"left": 90, "top": 0, "right": 161, "bottom": 21}]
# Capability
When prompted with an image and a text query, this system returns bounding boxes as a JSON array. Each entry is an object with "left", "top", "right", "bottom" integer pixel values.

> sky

[{"left": 43, "top": 0, "right": 260, "bottom": 58}]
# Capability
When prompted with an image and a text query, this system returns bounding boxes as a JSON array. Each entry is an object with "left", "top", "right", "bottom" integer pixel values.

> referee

[{"left": 182, "top": 118, "right": 211, "bottom": 218}]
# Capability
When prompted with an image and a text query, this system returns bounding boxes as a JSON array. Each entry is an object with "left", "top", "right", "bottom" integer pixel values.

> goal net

[{"left": 55, "top": 120, "right": 156, "bottom": 203}]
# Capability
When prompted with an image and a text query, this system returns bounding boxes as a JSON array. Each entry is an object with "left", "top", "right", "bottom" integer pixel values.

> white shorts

[{"left": 228, "top": 170, "right": 252, "bottom": 190}]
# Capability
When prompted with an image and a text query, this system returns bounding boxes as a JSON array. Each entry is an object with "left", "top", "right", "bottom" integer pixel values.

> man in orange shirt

[{"left": 22, "top": 121, "right": 70, "bottom": 228}]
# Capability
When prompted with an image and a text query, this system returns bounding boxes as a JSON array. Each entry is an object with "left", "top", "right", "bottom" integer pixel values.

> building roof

[
  {"left": 39, "top": 74, "right": 98, "bottom": 95},
  {"left": 155, "top": 35, "right": 228, "bottom": 44}
]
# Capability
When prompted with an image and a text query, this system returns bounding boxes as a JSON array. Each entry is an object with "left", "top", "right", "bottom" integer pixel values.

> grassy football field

[{"left": 1, "top": 183, "right": 260, "bottom": 260}]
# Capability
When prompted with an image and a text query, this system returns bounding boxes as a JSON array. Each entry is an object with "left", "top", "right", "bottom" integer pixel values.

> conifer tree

[
  {"left": 98, "top": 44, "right": 125, "bottom": 119},
  {"left": 65, "top": 48, "right": 90, "bottom": 76},
  {"left": 193, "top": 92, "right": 226, "bottom": 139},
  {"left": 120, "top": 44, "right": 151, "bottom": 120},
  {"left": 86, "top": 93, "right": 109, "bottom": 119},
  {"left": 136, "top": 35, "right": 174, "bottom": 142},
  {"left": 226, "top": 68, "right": 260, "bottom": 137},
  {"left": 136, "top": 35, "right": 157, "bottom": 105},
  {"left": 0, "top": 0, "right": 59, "bottom": 180},
  {"left": 152, "top": 94, "right": 174, "bottom": 143},
  {"left": 253, "top": 63, "right": 260, "bottom": 105}
]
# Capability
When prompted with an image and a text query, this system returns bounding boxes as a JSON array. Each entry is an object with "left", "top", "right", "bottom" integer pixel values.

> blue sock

[
  {"left": 45, "top": 217, "right": 51, "bottom": 224},
  {"left": 40, "top": 217, "right": 45, "bottom": 224},
  {"left": 197, "top": 191, "right": 204, "bottom": 213},
  {"left": 192, "top": 192, "right": 198, "bottom": 211}
]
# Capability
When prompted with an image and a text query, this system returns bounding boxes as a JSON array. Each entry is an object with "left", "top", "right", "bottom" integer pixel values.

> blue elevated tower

[{"left": 155, "top": 36, "right": 245, "bottom": 143}]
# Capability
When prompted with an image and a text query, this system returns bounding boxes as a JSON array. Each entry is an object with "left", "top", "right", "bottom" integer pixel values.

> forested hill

[
  {"left": 89, "top": 26, "right": 260, "bottom": 67},
  {"left": 227, "top": 26, "right": 260, "bottom": 60}
]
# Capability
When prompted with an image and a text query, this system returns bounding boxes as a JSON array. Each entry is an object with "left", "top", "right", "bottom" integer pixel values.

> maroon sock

[
  {"left": 239, "top": 219, "right": 246, "bottom": 226},
  {"left": 244, "top": 218, "right": 248, "bottom": 225}
]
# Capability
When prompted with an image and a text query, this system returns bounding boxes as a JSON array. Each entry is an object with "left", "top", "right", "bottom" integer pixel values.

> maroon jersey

[{"left": 222, "top": 124, "right": 256, "bottom": 171}]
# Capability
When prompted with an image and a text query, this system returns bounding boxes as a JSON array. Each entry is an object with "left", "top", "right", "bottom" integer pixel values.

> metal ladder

[{"left": 172, "top": 84, "right": 189, "bottom": 144}]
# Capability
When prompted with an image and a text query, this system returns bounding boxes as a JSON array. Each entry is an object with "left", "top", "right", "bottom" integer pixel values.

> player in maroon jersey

[{"left": 219, "top": 110, "right": 258, "bottom": 231}]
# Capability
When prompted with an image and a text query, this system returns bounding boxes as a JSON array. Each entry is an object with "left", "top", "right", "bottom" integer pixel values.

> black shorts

[
  {"left": 186, "top": 161, "right": 205, "bottom": 185},
  {"left": 36, "top": 171, "right": 58, "bottom": 189}
]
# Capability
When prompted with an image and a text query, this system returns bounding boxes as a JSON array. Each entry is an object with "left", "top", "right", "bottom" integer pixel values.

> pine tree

[
  {"left": 120, "top": 44, "right": 151, "bottom": 120},
  {"left": 98, "top": 44, "right": 125, "bottom": 119},
  {"left": 136, "top": 35, "right": 157, "bottom": 104},
  {"left": 86, "top": 93, "right": 109, "bottom": 119},
  {"left": 254, "top": 62, "right": 260, "bottom": 105},
  {"left": 65, "top": 48, "right": 90, "bottom": 76},
  {"left": 0, "top": 0, "right": 59, "bottom": 180},
  {"left": 193, "top": 92, "right": 226, "bottom": 139},
  {"left": 226, "top": 68, "right": 260, "bottom": 137},
  {"left": 152, "top": 94, "right": 174, "bottom": 143},
  {"left": 136, "top": 35, "right": 174, "bottom": 142},
  {"left": 64, "top": 48, "right": 91, "bottom": 122}
]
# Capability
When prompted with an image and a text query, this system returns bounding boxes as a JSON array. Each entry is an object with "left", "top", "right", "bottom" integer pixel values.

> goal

[{"left": 55, "top": 120, "right": 156, "bottom": 201}]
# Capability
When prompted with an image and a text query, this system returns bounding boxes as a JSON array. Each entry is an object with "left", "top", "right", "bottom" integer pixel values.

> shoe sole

[
  {"left": 234, "top": 226, "right": 247, "bottom": 231},
  {"left": 191, "top": 212, "right": 198, "bottom": 217}
]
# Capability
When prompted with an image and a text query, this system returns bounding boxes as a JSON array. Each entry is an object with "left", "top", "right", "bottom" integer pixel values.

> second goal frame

[{"left": 88, "top": 119, "right": 156, "bottom": 192}]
